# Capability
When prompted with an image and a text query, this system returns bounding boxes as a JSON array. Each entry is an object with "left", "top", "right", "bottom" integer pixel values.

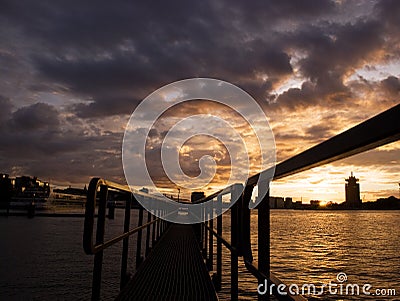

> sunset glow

[{"left": 0, "top": 0, "right": 399, "bottom": 203}]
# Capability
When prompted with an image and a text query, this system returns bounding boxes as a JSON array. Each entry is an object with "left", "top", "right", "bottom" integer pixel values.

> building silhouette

[
  {"left": 0, "top": 174, "right": 13, "bottom": 212},
  {"left": 345, "top": 172, "right": 361, "bottom": 208},
  {"left": 269, "top": 196, "right": 284, "bottom": 208},
  {"left": 191, "top": 191, "right": 205, "bottom": 203},
  {"left": 284, "top": 197, "right": 293, "bottom": 208}
]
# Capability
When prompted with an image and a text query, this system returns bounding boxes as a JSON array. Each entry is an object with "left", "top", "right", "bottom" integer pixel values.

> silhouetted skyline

[{"left": 0, "top": 1, "right": 399, "bottom": 202}]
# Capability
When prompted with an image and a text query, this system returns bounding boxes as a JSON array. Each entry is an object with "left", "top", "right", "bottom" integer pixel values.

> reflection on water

[
  {"left": 272, "top": 210, "right": 400, "bottom": 300},
  {"left": 0, "top": 210, "right": 399, "bottom": 300},
  {"left": 0, "top": 210, "right": 144, "bottom": 300},
  {"left": 219, "top": 210, "right": 400, "bottom": 300}
]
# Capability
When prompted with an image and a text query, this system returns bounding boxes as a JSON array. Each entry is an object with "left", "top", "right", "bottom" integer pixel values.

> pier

[{"left": 83, "top": 104, "right": 400, "bottom": 300}]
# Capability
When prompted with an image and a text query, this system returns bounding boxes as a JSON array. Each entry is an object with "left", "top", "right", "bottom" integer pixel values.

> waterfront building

[
  {"left": 191, "top": 191, "right": 205, "bottom": 203},
  {"left": 269, "top": 196, "right": 285, "bottom": 209},
  {"left": 293, "top": 201, "right": 303, "bottom": 209},
  {"left": 310, "top": 200, "right": 321, "bottom": 208},
  {"left": 284, "top": 197, "right": 293, "bottom": 208},
  {"left": 345, "top": 172, "right": 361, "bottom": 208}
]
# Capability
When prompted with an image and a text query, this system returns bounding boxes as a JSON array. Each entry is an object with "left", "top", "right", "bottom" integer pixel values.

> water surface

[{"left": 0, "top": 210, "right": 399, "bottom": 300}]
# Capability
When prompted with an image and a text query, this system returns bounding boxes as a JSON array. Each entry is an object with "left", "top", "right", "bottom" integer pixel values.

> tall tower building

[{"left": 345, "top": 172, "right": 361, "bottom": 208}]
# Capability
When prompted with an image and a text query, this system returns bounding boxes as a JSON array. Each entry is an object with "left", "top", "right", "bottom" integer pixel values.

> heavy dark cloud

[
  {"left": 0, "top": 101, "right": 124, "bottom": 184},
  {"left": 10, "top": 102, "right": 59, "bottom": 130},
  {"left": 0, "top": 0, "right": 399, "bottom": 189},
  {"left": 0, "top": 95, "right": 13, "bottom": 123},
  {"left": 272, "top": 17, "right": 387, "bottom": 110},
  {"left": 0, "top": 0, "right": 341, "bottom": 118}
]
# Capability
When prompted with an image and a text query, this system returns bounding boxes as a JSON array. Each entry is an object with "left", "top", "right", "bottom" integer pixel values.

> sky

[{"left": 0, "top": 0, "right": 399, "bottom": 203}]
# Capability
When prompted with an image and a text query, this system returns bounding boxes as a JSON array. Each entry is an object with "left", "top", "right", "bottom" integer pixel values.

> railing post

[
  {"left": 240, "top": 185, "right": 254, "bottom": 262},
  {"left": 203, "top": 218, "right": 208, "bottom": 258},
  {"left": 201, "top": 221, "right": 204, "bottom": 248},
  {"left": 215, "top": 195, "right": 222, "bottom": 291},
  {"left": 136, "top": 206, "right": 144, "bottom": 269},
  {"left": 156, "top": 210, "right": 161, "bottom": 240},
  {"left": 160, "top": 210, "right": 163, "bottom": 234},
  {"left": 207, "top": 201, "right": 214, "bottom": 271},
  {"left": 152, "top": 211, "right": 156, "bottom": 246},
  {"left": 199, "top": 206, "right": 204, "bottom": 248},
  {"left": 258, "top": 184, "right": 270, "bottom": 301},
  {"left": 92, "top": 185, "right": 108, "bottom": 301},
  {"left": 145, "top": 211, "right": 151, "bottom": 256},
  {"left": 120, "top": 193, "right": 132, "bottom": 289},
  {"left": 161, "top": 210, "right": 165, "bottom": 233},
  {"left": 230, "top": 184, "right": 241, "bottom": 301}
]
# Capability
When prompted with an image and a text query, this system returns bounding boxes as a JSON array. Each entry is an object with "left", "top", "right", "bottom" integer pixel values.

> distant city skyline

[
  {"left": 2, "top": 167, "right": 398, "bottom": 205},
  {"left": 0, "top": 1, "right": 399, "bottom": 203}
]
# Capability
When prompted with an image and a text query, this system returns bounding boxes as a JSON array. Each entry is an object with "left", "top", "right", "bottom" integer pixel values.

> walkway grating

[{"left": 116, "top": 224, "right": 218, "bottom": 301}]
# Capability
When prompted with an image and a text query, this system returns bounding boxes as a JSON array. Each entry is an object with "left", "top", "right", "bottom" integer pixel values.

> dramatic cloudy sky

[{"left": 0, "top": 0, "right": 399, "bottom": 202}]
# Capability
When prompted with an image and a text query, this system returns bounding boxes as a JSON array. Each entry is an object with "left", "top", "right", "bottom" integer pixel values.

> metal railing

[
  {"left": 83, "top": 177, "right": 170, "bottom": 300},
  {"left": 83, "top": 103, "right": 399, "bottom": 300},
  {"left": 198, "top": 183, "right": 306, "bottom": 301},
  {"left": 198, "top": 103, "right": 400, "bottom": 300}
]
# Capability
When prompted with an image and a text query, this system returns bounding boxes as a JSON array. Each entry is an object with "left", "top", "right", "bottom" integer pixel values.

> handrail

[
  {"left": 244, "top": 260, "right": 307, "bottom": 301},
  {"left": 83, "top": 103, "right": 400, "bottom": 301},
  {"left": 249, "top": 102, "right": 400, "bottom": 184},
  {"left": 83, "top": 177, "right": 128, "bottom": 254},
  {"left": 196, "top": 103, "right": 400, "bottom": 203},
  {"left": 83, "top": 177, "right": 170, "bottom": 300},
  {"left": 89, "top": 218, "right": 159, "bottom": 254},
  {"left": 83, "top": 177, "right": 170, "bottom": 254},
  {"left": 199, "top": 103, "right": 400, "bottom": 300},
  {"left": 204, "top": 223, "right": 306, "bottom": 301}
]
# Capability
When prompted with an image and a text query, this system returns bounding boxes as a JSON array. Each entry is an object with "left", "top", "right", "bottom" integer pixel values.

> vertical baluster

[
  {"left": 258, "top": 185, "right": 270, "bottom": 301},
  {"left": 152, "top": 210, "right": 156, "bottom": 246},
  {"left": 159, "top": 210, "right": 162, "bottom": 235},
  {"left": 92, "top": 185, "right": 107, "bottom": 301},
  {"left": 207, "top": 201, "right": 214, "bottom": 271},
  {"left": 136, "top": 206, "right": 144, "bottom": 269},
  {"left": 200, "top": 205, "right": 204, "bottom": 248},
  {"left": 161, "top": 210, "right": 165, "bottom": 233},
  {"left": 204, "top": 214, "right": 208, "bottom": 258},
  {"left": 120, "top": 193, "right": 132, "bottom": 289},
  {"left": 145, "top": 211, "right": 151, "bottom": 256},
  {"left": 241, "top": 185, "right": 254, "bottom": 262},
  {"left": 230, "top": 184, "right": 241, "bottom": 301},
  {"left": 216, "top": 194, "right": 222, "bottom": 291},
  {"left": 156, "top": 211, "right": 161, "bottom": 240}
]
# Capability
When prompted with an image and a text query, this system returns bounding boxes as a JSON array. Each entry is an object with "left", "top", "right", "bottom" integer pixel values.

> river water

[{"left": 0, "top": 210, "right": 399, "bottom": 300}]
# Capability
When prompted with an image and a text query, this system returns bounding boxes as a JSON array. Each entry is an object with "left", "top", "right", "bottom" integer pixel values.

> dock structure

[
  {"left": 83, "top": 104, "right": 400, "bottom": 301},
  {"left": 116, "top": 224, "right": 218, "bottom": 301}
]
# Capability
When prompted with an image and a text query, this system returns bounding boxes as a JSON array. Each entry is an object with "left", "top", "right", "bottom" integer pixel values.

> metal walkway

[{"left": 116, "top": 224, "right": 218, "bottom": 301}]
